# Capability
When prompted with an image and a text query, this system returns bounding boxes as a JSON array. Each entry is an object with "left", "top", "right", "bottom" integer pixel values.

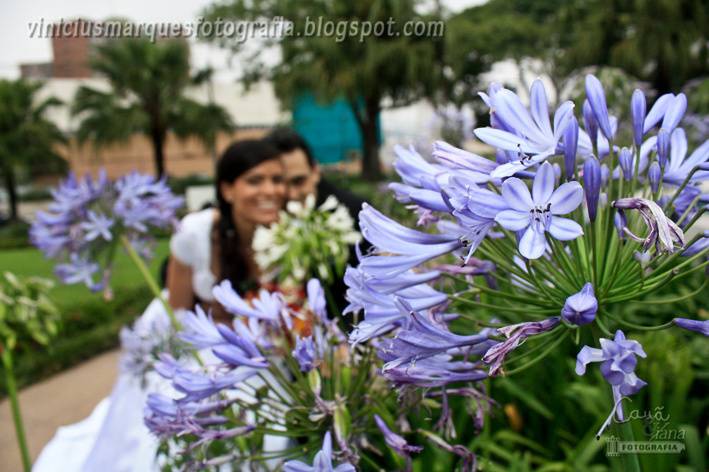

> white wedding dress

[{"left": 34, "top": 209, "right": 218, "bottom": 472}]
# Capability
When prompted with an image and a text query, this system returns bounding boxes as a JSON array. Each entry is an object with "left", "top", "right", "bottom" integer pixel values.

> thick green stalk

[
  {"left": 119, "top": 235, "right": 180, "bottom": 330},
  {"left": 616, "top": 420, "right": 642, "bottom": 472},
  {"left": 2, "top": 348, "right": 31, "bottom": 472}
]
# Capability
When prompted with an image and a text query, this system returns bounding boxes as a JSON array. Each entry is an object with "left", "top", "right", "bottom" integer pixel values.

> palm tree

[
  {"left": 72, "top": 37, "right": 234, "bottom": 177},
  {"left": 0, "top": 79, "right": 65, "bottom": 221}
]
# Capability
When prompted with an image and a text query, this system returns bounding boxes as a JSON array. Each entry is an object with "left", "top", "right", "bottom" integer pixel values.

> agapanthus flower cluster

[
  {"left": 347, "top": 74, "right": 708, "bottom": 445},
  {"left": 253, "top": 194, "right": 361, "bottom": 287},
  {"left": 143, "top": 278, "right": 420, "bottom": 470},
  {"left": 30, "top": 170, "right": 183, "bottom": 292}
]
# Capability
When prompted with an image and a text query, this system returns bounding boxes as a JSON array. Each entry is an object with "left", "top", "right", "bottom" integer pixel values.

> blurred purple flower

[
  {"left": 585, "top": 75, "right": 614, "bottom": 141},
  {"left": 212, "top": 321, "right": 269, "bottom": 369},
  {"left": 374, "top": 414, "right": 423, "bottom": 461},
  {"left": 55, "top": 254, "right": 102, "bottom": 291},
  {"left": 358, "top": 204, "right": 462, "bottom": 277},
  {"left": 179, "top": 305, "right": 225, "bottom": 349},
  {"left": 213, "top": 280, "right": 285, "bottom": 326}
]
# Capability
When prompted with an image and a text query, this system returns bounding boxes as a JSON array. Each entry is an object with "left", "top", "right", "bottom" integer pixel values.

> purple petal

[
  {"left": 575, "top": 346, "right": 605, "bottom": 375},
  {"left": 661, "top": 93, "right": 687, "bottom": 131},
  {"left": 549, "top": 182, "right": 583, "bottom": 215},
  {"left": 495, "top": 210, "right": 529, "bottom": 231},
  {"left": 585, "top": 75, "right": 613, "bottom": 140},
  {"left": 549, "top": 216, "right": 583, "bottom": 240},
  {"left": 530, "top": 79, "right": 552, "bottom": 137},
  {"left": 533, "top": 162, "right": 555, "bottom": 205},
  {"left": 519, "top": 227, "right": 546, "bottom": 259},
  {"left": 501, "top": 177, "right": 533, "bottom": 211},
  {"left": 643, "top": 93, "right": 673, "bottom": 133}
]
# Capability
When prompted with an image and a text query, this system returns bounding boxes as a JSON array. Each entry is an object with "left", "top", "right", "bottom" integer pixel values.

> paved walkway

[{"left": 0, "top": 349, "right": 119, "bottom": 471}]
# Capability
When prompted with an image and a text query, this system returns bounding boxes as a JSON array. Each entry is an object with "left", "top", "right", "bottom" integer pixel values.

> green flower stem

[
  {"left": 631, "top": 279, "right": 707, "bottom": 305},
  {"left": 601, "top": 309, "right": 675, "bottom": 331},
  {"left": 649, "top": 232, "right": 703, "bottom": 275},
  {"left": 616, "top": 419, "right": 642, "bottom": 472},
  {"left": 451, "top": 295, "right": 558, "bottom": 316},
  {"left": 525, "top": 260, "right": 567, "bottom": 300},
  {"left": 442, "top": 275, "right": 554, "bottom": 308},
  {"left": 676, "top": 194, "right": 702, "bottom": 226},
  {"left": 682, "top": 206, "right": 707, "bottom": 230},
  {"left": 505, "top": 326, "right": 566, "bottom": 365},
  {"left": 1, "top": 348, "right": 31, "bottom": 472},
  {"left": 504, "top": 330, "right": 570, "bottom": 376},
  {"left": 647, "top": 246, "right": 709, "bottom": 284},
  {"left": 595, "top": 313, "right": 614, "bottom": 336},
  {"left": 119, "top": 235, "right": 180, "bottom": 331}
]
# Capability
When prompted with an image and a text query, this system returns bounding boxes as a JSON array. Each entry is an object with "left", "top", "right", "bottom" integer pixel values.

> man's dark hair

[{"left": 265, "top": 127, "right": 316, "bottom": 168}]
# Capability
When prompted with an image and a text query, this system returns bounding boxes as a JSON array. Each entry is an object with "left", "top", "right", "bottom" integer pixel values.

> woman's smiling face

[{"left": 220, "top": 159, "right": 286, "bottom": 227}]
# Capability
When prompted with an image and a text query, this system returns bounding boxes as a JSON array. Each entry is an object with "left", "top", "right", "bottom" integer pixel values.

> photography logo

[
  {"left": 604, "top": 406, "right": 686, "bottom": 457},
  {"left": 606, "top": 436, "right": 685, "bottom": 456}
]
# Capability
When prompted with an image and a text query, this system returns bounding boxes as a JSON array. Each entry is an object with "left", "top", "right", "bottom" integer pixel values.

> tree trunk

[
  {"left": 151, "top": 127, "right": 166, "bottom": 177},
  {"left": 351, "top": 97, "right": 382, "bottom": 181},
  {"left": 2, "top": 165, "right": 19, "bottom": 221}
]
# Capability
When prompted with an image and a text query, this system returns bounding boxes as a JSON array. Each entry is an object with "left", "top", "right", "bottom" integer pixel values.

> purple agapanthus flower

[
  {"left": 113, "top": 172, "right": 183, "bottom": 232},
  {"left": 374, "top": 414, "right": 423, "bottom": 461},
  {"left": 293, "top": 331, "right": 328, "bottom": 373},
  {"left": 358, "top": 204, "right": 462, "bottom": 277},
  {"left": 483, "top": 317, "right": 561, "bottom": 376},
  {"left": 81, "top": 210, "right": 114, "bottom": 241},
  {"left": 380, "top": 348, "right": 487, "bottom": 388},
  {"left": 673, "top": 318, "right": 709, "bottom": 336},
  {"left": 474, "top": 79, "right": 575, "bottom": 178},
  {"left": 179, "top": 305, "right": 226, "bottom": 349},
  {"left": 576, "top": 330, "right": 647, "bottom": 437},
  {"left": 432, "top": 140, "right": 498, "bottom": 183},
  {"left": 379, "top": 298, "right": 494, "bottom": 367},
  {"left": 55, "top": 254, "right": 102, "bottom": 291},
  {"left": 307, "top": 278, "right": 328, "bottom": 322},
  {"left": 212, "top": 321, "right": 269, "bottom": 369},
  {"left": 283, "top": 431, "right": 355, "bottom": 472},
  {"left": 561, "top": 283, "right": 598, "bottom": 326},
  {"left": 213, "top": 280, "right": 287, "bottom": 326},
  {"left": 495, "top": 162, "right": 584, "bottom": 259},
  {"left": 585, "top": 75, "right": 615, "bottom": 141},
  {"left": 172, "top": 368, "right": 256, "bottom": 403},
  {"left": 31, "top": 169, "right": 183, "bottom": 292}
]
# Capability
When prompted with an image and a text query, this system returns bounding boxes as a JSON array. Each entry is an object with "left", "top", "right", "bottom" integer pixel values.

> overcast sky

[{"left": 1, "top": 0, "right": 484, "bottom": 80}]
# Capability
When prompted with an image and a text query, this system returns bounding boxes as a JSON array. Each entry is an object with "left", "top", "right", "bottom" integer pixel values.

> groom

[
  {"left": 265, "top": 127, "right": 366, "bottom": 227},
  {"left": 266, "top": 127, "right": 369, "bottom": 318}
]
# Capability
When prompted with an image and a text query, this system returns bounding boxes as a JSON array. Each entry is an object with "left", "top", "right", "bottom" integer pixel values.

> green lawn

[
  {"left": 0, "top": 241, "right": 170, "bottom": 392},
  {"left": 1, "top": 240, "right": 170, "bottom": 308}
]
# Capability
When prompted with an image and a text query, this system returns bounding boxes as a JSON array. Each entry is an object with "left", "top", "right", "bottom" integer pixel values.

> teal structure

[{"left": 292, "top": 93, "right": 380, "bottom": 164}]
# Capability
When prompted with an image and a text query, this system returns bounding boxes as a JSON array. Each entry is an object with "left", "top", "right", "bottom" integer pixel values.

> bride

[{"left": 34, "top": 139, "right": 288, "bottom": 471}]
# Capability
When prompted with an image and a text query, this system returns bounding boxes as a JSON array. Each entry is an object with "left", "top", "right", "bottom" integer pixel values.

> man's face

[{"left": 280, "top": 148, "right": 320, "bottom": 203}]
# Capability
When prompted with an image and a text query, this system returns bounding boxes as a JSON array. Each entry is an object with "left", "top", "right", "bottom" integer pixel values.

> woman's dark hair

[{"left": 216, "top": 139, "right": 281, "bottom": 291}]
